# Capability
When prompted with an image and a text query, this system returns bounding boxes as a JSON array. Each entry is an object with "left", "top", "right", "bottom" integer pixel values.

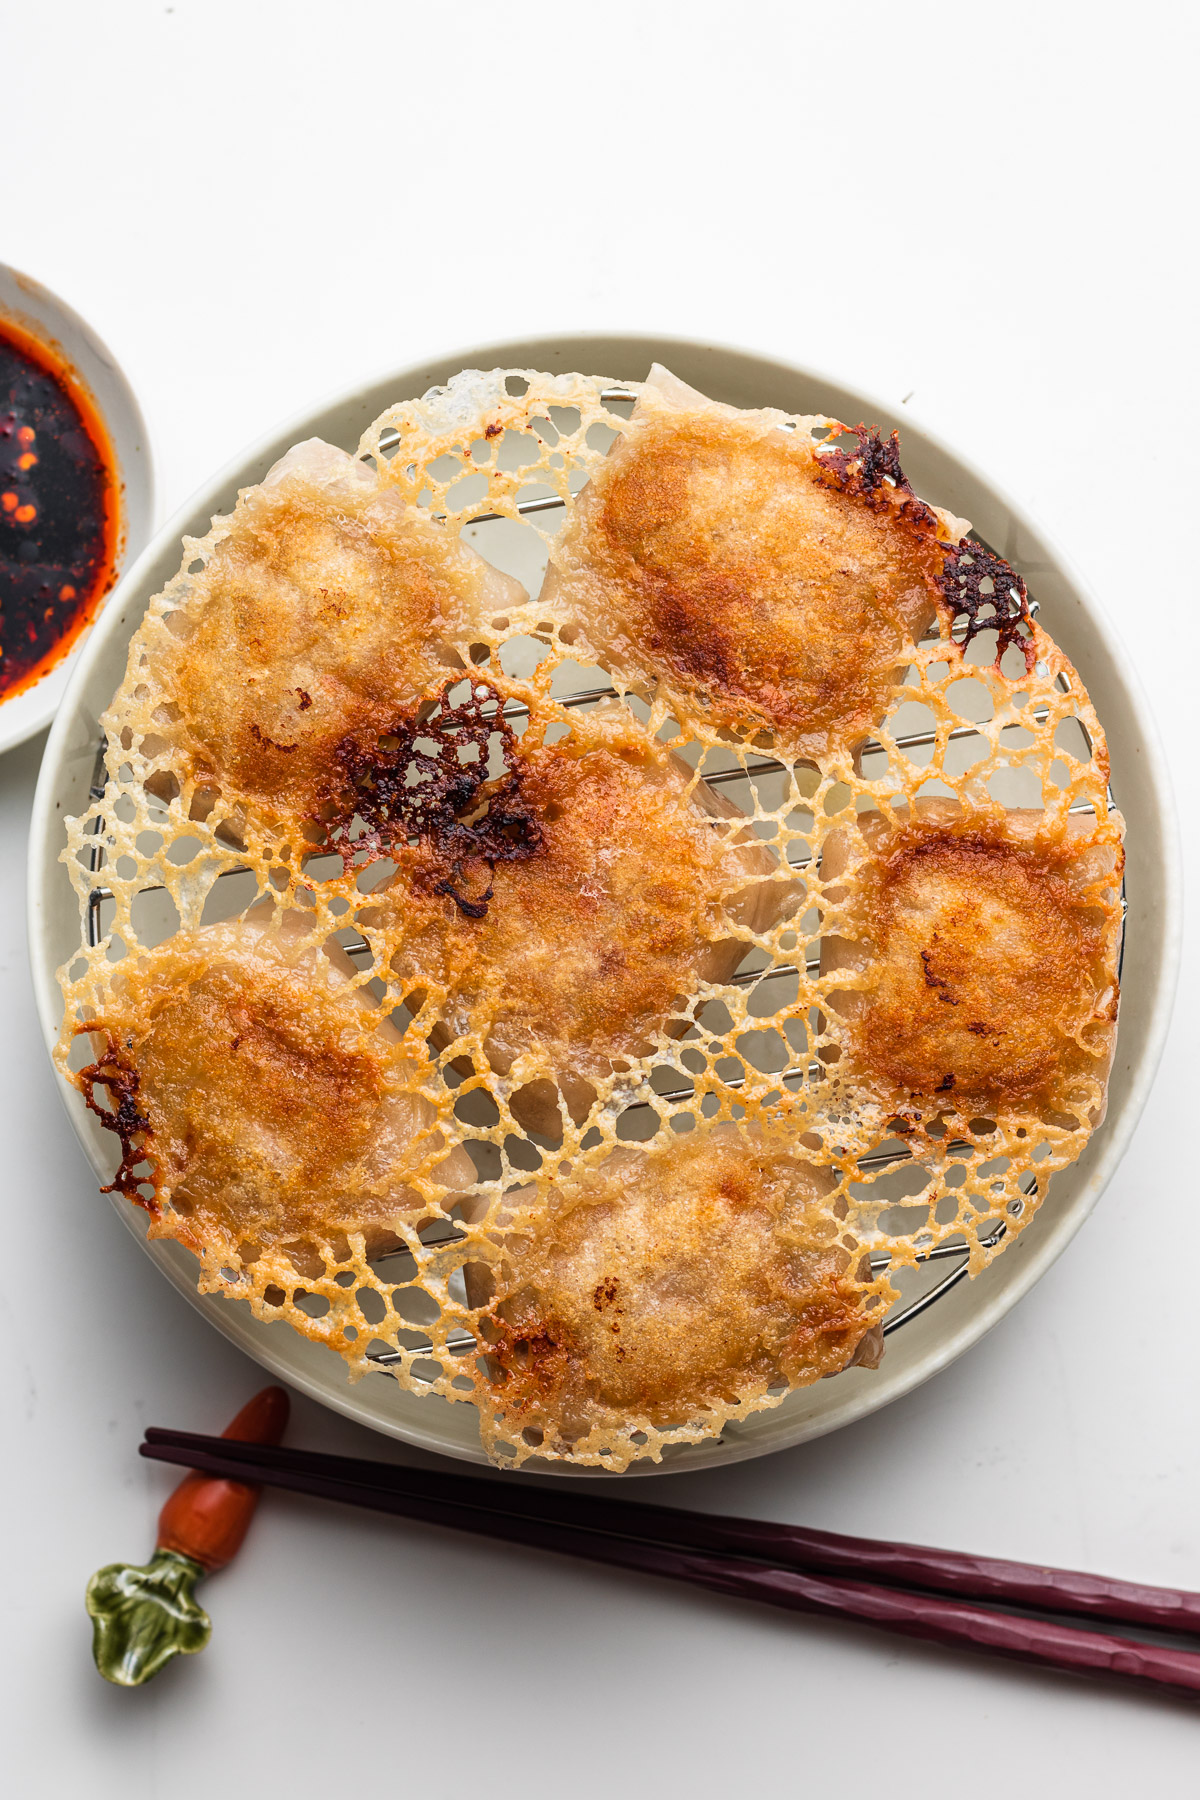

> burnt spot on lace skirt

[
  {"left": 938, "top": 540, "right": 1037, "bottom": 672},
  {"left": 75, "top": 1027, "right": 158, "bottom": 1211},
  {"left": 814, "top": 421, "right": 943, "bottom": 546},
  {"left": 322, "top": 681, "right": 544, "bottom": 914},
  {"left": 817, "top": 424, "right": 911, "bottom": 497}
]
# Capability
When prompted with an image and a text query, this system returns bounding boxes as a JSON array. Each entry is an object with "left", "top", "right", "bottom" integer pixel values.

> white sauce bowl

[{"left": 0, "top": 262, "right": 156, "bottom": 755}]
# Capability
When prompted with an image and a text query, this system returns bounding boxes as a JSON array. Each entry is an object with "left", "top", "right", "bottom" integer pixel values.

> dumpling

[
  {"left": 540, "top": 365, "right": 971, "bottom": 762},
  {"left": 820, "top": 800, "right": 1124, "bottom": 1125},
  {"left": 72, "top": 912, "right": 471, "bottom": 1276},
  {"left": 111, "top": 438, "right": 525, "bottom": 854},
  {"left": 361, "top": 687, "right": 796, "bottom": 1122},
  {"left": 472, "top": 1121, "right": 883, "bottom": 1464}
]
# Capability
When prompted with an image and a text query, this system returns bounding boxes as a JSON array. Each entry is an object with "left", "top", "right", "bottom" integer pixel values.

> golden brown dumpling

[
  {"left": 821, "top": 800, "right": 1123, "bottom": 1124},
  {"left": 113, "top": 438, "right": 525, "bottom": 850},
  {"left": 473, "top": 1121, "right": 882, "bottom": 1460},
  {"left": 540, "top": 365, "right": 970, "bottom": 761},
  {"left": 73, "top": 913, "right": 470, "bottom": 1275},
  {"left": 363, "top": 691, "right": 796, "bottom": 1119}
]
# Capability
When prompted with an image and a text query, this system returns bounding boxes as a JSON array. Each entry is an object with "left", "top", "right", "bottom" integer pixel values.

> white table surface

[{"left": 4, "top": 2, "right": 1198, "bottom": 1790}]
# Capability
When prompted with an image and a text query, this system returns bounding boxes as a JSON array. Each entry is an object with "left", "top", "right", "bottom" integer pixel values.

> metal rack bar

[
  {"left": 361, "top": 1216, "right": 1012, "bottom": 1368},
  {"left": 84, "top": 684, "right": 1101, "bottom": 944},
  {"left": 73, "top": 449, "right": 1095, "bottom": 1371}
]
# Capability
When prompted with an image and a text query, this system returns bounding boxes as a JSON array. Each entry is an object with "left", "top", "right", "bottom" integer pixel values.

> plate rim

[{"left": 25, "top": 329, "right": 1183, "bottom": 1474}]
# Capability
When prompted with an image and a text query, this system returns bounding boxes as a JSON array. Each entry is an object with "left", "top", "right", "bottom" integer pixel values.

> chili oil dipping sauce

[{"left": 0, "top": 313, "right": 121, "bottom": 702}]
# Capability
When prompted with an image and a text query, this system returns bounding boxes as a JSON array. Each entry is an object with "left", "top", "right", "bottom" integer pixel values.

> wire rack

[{"left": 73, "top": 424, "right": 1124, "bottom": 1377}]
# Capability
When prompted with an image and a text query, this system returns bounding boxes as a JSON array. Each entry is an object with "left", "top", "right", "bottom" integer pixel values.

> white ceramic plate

[
  {"left": 26, "top": 333, "right": 1181, "bottom": 1474},
  {"left": 0, "top": 263, "right": 156, "bottom": 755}
]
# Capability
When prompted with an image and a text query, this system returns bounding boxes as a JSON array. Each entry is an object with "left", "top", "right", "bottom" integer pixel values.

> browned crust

[
  {"left": 321, "top": 679, "right": 543, "bottom": 908},
  {"left": 816, "top": 425, "right": 1039, "bottom": 672},
  {"left": 604, "top": 419, "right": 942, "bottom": 741},
  {"left": 823, "top": 806, "right": 1123, "bottom": 1120},
  {"left": 71, "top": 926, "right": 436, "bottom": 1268},
  {"left": 815, "top": 423, "right": 912, "bottom": 495}
]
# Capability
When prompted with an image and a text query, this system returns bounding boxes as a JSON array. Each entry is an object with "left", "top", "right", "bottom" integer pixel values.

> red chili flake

[{"left": 0, "top": 315, "right": 120, "bottom": 701}]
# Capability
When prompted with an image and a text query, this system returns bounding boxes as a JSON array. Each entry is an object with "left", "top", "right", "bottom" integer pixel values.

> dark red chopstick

[
  {"left": 144, "top": 1430, "right": 1200, "bottom": 1636},
  {"left": 142, "top": 1431, "right": 1200, "bottom": 1700}
]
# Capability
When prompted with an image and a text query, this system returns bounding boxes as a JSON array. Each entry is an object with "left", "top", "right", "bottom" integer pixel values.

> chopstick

[
  {"left": 142, "top": 1429, "right": 1200, "bottom": 1700},
  {"left": 145, "top": 1430, "right": 1200, "bottom": 1635}
]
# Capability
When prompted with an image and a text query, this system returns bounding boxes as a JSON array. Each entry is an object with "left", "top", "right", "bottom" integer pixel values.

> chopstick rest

[{"left": 86, "top": 1389, "right": 288, "bottom": 1686}]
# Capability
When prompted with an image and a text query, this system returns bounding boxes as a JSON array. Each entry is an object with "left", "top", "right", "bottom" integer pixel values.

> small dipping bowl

[{"left": 0, "top": 263, "right": 155, "bottom": 755}]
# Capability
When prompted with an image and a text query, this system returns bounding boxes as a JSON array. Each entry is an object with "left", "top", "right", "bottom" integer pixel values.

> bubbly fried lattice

[
  {"left": 55, "top": 363, "right": 1125, "bottom": 1468},
  {"left": 472, "top": 1121, "right": 887, "bottom": 1460},
  {"left": 540, "top": 365, "right": 971, "bottom": 763}
]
